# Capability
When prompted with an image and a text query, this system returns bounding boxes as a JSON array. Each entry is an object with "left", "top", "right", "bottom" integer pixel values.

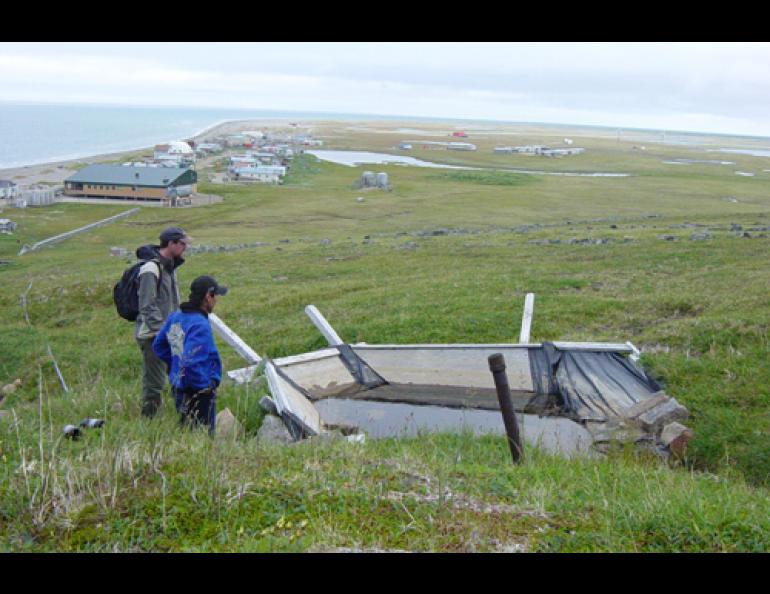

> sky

[{"left": 2, "top": 42, "right": 770, "bottom": 137}]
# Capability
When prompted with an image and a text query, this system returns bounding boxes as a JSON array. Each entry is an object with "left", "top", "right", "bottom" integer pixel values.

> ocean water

[{"left": 0, "top": 103, "right": 432, "bottom": 170}]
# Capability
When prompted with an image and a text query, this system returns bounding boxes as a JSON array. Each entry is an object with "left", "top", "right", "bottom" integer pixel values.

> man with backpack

[
  {"left": 133, "top": 227, "right": 190, "bottom": 418},
  {"left": 152, "top": 275, "right": 227, "bottom": 436}
]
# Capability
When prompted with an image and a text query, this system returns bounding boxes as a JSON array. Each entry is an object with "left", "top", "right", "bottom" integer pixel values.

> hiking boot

[{"left": 141, "top": 394, "right": 161, "bottom": 418}]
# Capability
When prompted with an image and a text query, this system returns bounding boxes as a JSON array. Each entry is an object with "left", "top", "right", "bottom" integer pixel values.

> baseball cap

[
  {"left": 159, "top": 226, "right": 191, "bottom": 244},
  {"left": 189, "top": 275, "right": 228, "bottom": 303}
]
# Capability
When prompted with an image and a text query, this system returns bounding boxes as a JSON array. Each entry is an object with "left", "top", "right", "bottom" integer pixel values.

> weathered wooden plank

[
  {"left": 353, "top": 345, "right": 534, "bottom": 391},
  {"left": 274, "top": 347, "right": 341, "bottom": 367},
  {"left": 264, "top": 361, "right": 321, "bottom": 436},
  {"left": 226, "top": 365, "right": 259, "bottom": 384},
  {"left": 350, "top": 343, "right": 539, "bottom": 350},
  {"left": 305, "top": 305, "right": 344, "bottom": 346},
  {"left": 550, "top": 342, "right": 634, "bottom": 353},
  {"left": 208, "top": 313, "right": 261, "bottom": 364},
  {"left": 519, "top": 293, "right": 535, "bottom": 343},
  {"left": 626, "top": 341, "right": 641, "bottom": 362}
]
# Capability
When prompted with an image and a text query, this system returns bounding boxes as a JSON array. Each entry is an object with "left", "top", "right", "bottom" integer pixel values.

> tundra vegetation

[{"left": 0, "top": 121, "right": 769, "bottom": 552}]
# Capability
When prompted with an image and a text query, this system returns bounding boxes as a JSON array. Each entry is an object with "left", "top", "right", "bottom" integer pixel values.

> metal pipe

[{"left": 488, "top": 353, "right": 523, "bottom": 464}]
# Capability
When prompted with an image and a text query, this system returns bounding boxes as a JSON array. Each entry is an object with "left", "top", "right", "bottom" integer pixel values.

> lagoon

[
  {"left": 307, "top": 150, "right": 630, "bottom": 177},
  {"left": 306, "top": 150, "right": 469, "bottom": 169}
]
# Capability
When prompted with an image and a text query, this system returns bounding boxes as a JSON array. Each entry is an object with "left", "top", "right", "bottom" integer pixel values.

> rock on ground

[
  {"left": 1, "top": 379, "right": 22, "bottom": 396},
  {"left": 660, "top": 421, "right": 694, "bottom": 456},
  {"left": 216, "top": 407, "right": 245, "bottom": 440},
  {"left": 256, "top": 414, "right": 295, "bottom": 445},
  {"left": 259, "top": 395, "right": 278, "bottom": 416}
]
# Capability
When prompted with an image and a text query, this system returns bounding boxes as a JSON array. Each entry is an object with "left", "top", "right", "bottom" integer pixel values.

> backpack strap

[{"left": 138, "top": 258, "right": 163, "bottom": 291}]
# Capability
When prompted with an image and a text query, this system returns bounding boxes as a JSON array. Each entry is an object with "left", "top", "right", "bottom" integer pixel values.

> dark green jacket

[{"left": 134, "top": 247, "right": 183, "bottom": 340}]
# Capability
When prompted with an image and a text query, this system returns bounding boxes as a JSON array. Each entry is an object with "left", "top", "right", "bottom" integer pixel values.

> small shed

[{"left": 354, "top": 171, "right": 391, "bottom": 190}]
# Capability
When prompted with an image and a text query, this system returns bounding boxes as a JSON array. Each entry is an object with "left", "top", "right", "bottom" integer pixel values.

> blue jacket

[{"left": 152, "top": 303, "right": 222, "bottom": 391}]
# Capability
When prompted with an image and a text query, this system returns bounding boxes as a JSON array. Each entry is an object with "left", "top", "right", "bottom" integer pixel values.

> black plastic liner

[
  {"left": 528, "top": 342, "right": 662, "bottom": 421},
  {"left": 336, "top": 344, "right": 388, "bottom": 389}
]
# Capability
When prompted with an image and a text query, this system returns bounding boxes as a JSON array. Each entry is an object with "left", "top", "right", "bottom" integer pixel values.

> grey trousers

[{"left": 137, "top": 336, "right": 167, "bottom": 418}]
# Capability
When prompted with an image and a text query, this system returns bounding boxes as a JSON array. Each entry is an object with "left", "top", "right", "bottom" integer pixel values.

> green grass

[{"left": 1, "top": 120, "right": 769, "bottom": 551}]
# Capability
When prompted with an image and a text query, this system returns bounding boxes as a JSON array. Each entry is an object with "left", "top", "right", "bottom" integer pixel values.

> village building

[
  {"left": 64, "top": 164, "right": 197, "bottom": 202},
  {"left": 0, "top": 218, "right": 17, "bottom": 233},
  {"left": 225, "top": 134, "right": 254, "bottom": 148},
  {"left": 494, "top": 145, "right": 585, "bottom": 156},
  {"left": 230, "top": 165, "right": 286, "bottom": 184},
  {"left": 153, "top": 141, "right": 195, "bottom": 165},
  {"left": 229, "top": 154, "right": 260, "bottom": 168},
  {"left": 447, "top": 142, "right": 477, "bottom": 151},
  {"left": 246, "top": 151, "right": 280, "bottom": 164},
  {"left": 540, "top": 147, "right": 586, "bottom": 157},
  {"left": 196, "top": 142, "right": 223, "bottom": 154},
  {"left": 19, "top": 185, "right": 56, "bottom": 207},
  {"left": 0, "top": 180, "right": 18, "bottom": 200},
  {"left": 514, "top": 145, "right": 547, "bottom": 154}
]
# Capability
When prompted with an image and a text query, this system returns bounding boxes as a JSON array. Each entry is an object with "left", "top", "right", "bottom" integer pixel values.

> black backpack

[{"left": 113, "top": 259, "right": 161, "bottom": 321}]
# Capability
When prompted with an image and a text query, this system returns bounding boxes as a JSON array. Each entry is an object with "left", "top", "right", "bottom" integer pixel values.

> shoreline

[{"left": 0, "top": 118, "right": 301, "bottom": 187}]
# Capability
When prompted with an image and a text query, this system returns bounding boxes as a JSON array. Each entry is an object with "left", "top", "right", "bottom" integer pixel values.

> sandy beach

[{"left": 0, "top": 118, "right": 305, "bottom": 187}]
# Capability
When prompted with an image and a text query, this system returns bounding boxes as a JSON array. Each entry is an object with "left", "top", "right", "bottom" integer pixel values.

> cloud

[{"left": 2, "top": 43, "right": 770, "bottom": 135}]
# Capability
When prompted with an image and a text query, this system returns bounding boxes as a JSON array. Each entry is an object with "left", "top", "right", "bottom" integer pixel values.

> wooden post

[
  {"left": 488, "top": 353, "right": 523, "bottom": 464},
  {"left": 208, "top": 313, "right": 262, "bottom": 364},
  {"left": 519, "top": 293, "right": 535, "bottom": 343},
  {"left": 304, "top": 305, "right": 344, "bottom": 346}
]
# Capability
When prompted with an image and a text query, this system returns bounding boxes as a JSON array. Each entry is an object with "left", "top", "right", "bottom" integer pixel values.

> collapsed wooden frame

[{"left": 210, "top": 295, "right": 645, "bottom": 440}]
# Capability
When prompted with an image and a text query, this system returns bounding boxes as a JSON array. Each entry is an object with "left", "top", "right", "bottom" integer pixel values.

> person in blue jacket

[{"left": 152, "top": 275, "right": 227, "bottom": 435}]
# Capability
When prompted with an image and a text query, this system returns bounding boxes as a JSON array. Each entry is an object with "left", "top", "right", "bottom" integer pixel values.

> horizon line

[{"left": 2, "top": 98, "right": 770, "bottom": 142}]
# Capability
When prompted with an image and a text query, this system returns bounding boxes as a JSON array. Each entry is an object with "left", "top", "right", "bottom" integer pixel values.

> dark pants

[
  {"left": 137, "top": 337, "right": 167, "bottom": 418},
  {"left": 173, "top": 387, "right": 216, "bottom": 436}
]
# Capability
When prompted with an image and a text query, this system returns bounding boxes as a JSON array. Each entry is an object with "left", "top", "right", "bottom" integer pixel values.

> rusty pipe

[{"left": 488, "top": 353, "right": 523, "bottom": 464}]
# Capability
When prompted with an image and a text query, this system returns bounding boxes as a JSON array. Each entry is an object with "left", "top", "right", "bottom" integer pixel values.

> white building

[
  {"left": 225, "top": 134, "right": 253, "bottom": 147},
  {"left": 0, "top": 218, "right": 17, "bottom": 233},
  {"left": 154, "top": 141, "right": 195, "bottom": 164},
  {"left": 20, "top": 185, "right": 56, "bottom": 206},
  {"left": 540, "top": 147, "right": 586, "bottom": 157},
  {"left": 230, "top": 165, "right": 287, "bottom": 184},
  {"left": 197, "top": 142, "right": 223, "bottom": 153},
  {"left": 244, "top": 152, "right": 280, "bottom": 165},
  {"left": 230, "top": 155, "right": 260, "bottom": 168},
  {"left": 447, "top": 142, "right": 477, "bottom": 151},
  {"left": 513, "top": 145, "right": 547, "bottom": 154},
  {"left": 0, "top": 180, "right": 18, "bottom": 199}
]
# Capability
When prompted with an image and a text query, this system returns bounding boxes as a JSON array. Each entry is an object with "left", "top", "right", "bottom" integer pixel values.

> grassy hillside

[{"left": 1, "top": 121, "right": 769, "bottom": 551}]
